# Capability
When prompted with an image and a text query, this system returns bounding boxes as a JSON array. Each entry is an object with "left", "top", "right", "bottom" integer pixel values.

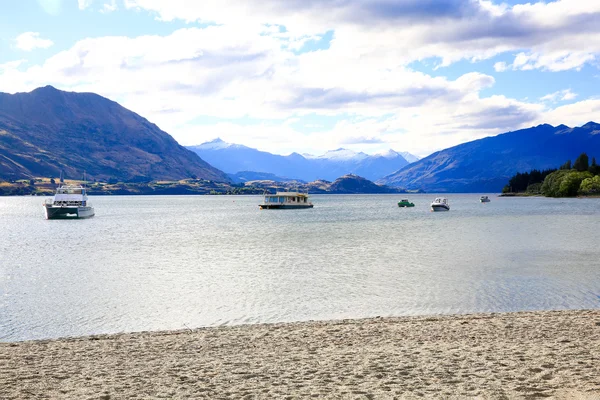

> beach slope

[{"left": 1, "top": 310, "right": 599, "bottom": 399}]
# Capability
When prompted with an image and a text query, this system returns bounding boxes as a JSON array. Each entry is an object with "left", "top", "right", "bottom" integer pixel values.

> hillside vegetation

[{"left": 504, "top": 153, "right": 600, "bottom": 197}]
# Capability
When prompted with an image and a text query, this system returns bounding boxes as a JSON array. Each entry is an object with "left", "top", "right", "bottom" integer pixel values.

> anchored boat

[
  {"left": 398, "top": 199, "right": 415, "bottom": 207},
  {"left": 480, "top": 195, "right": 491, "bottom": 203},
  {"left": 43, "top": 184, "right": 95, "bottom": 219},
  {"left": 259, "top": 191, "right": 313, "bottom": 209},
  {"left": 431, "top": 197, "right": 450, "bottom": 212}
]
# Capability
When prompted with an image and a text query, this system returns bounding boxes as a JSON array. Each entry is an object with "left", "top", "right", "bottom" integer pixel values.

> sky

[{"left": 1, "top": 0, "right": 599, "bottom": 157}]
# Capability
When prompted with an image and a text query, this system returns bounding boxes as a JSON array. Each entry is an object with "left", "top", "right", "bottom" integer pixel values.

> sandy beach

[{"left": 1, "top": 309, "right": 599, "bottom": 399}]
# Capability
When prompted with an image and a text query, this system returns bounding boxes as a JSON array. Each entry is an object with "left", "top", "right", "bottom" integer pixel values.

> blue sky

[{"left": 1, "top": 0, "right": 599, "bottom": 157}]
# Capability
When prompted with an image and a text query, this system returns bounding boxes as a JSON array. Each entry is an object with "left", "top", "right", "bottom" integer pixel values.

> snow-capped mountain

[
  {"left": 315, "top": 148, "right": 370, "bottom": 161},
  {"left": 398, "top": 151, "right": 420, "bottom": 163},
  {"left": 187, "top": 140, "right": 417, "bottom": 181}
]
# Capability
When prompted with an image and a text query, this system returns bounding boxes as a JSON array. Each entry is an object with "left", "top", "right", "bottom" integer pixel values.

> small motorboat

[
  {"left": 431, "top": 197, "right": 450, "bottom": 211},
  {"left": 480, "top": 195, "right": 491, "bottom": 203},
  {"left": 398, "top": 199, "right": 415, "bottom": 207}
]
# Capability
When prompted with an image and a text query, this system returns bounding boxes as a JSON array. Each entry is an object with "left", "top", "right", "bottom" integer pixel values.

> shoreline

[{"left": 2, "top": 309, "right": 599, "bottom": 399}]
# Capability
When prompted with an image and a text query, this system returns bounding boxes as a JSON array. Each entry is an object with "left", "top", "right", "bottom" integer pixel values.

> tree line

[{"left": 503, "top": 153, "right": 600, "bottom": 197}]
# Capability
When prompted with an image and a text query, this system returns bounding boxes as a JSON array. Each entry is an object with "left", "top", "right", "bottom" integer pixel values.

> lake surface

[{"left": 1, "top": 194, "right": 600, "bottom": 341}]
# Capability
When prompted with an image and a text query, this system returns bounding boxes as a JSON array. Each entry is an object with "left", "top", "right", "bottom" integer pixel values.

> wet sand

[{"left": 1, "top": 309, "right": 599, "bottom": 399}]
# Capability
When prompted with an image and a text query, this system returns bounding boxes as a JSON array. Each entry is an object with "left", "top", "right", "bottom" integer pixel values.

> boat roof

[{"left": 273, "top": 192, "right": 309, "bottom": 196}]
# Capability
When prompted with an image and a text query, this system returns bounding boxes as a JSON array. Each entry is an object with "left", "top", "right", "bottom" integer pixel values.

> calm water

[{"left": 1, "top": 194, "right": 599, "bottom": 341}]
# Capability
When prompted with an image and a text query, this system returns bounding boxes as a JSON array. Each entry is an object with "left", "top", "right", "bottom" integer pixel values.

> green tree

[
  {"left": 573, "top": 153, "right": 589, "bottom": 172},
  {"left": 541, "top": 170, "right": 592, "bottom": 197},
  {"left": 589, "top": 157, "right": 599, "bottom": 175},
  {"left": 558, "top": 171, "right": 591, "bottom": 196},
  {"left": 560, "top": 160, "right": 572, "bottom": 170}
]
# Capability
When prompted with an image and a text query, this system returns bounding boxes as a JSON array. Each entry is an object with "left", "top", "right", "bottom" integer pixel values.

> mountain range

[
  {"left": 378, "top": 122, "right": 600, "bottom": 192},
  {"left": 0, "top": 86, "right": 229, "bottom": 182},
  {"left": 187, "top": 139, "right": 418, "bottom": 182}
]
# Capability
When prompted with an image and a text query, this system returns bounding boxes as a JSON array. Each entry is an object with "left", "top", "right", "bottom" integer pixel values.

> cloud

[
  {"left": 100, "top": 0, "right": 117, "bottom": 13},
  {"left": 538, "top": 99, "right": 600, "bottom": 128},
  {"left": 123, "top": 0, "right": 600, "bottom": 72},
  {"left": 540, "top": 89, "right": 578, "bottom": 103},
  {"left": 14, "top": 32, "right": 54, "bottom": 51},
  {"left": 493, "top": 61, "right": 507, "bottom": 72},
  {"left": 340, "top": 136, "right": 386, "bottom": 145},
  {"left": 3, "top": 3, "right": 600, "bottom": 157},
  {"left": 78, "top": 0, "right": 93, "bottom": 10}
]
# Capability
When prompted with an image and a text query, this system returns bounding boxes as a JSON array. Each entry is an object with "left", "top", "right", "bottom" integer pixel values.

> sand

[{"left": 1, "top": 309, "right": 599, "bottom": 399}]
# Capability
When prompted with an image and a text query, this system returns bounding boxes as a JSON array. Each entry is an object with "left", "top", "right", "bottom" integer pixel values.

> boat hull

[
  {"left": 259, "top": 204, "right": 314, "bottom": 210},
  {"left": 44, "top": 205, "right": 95, "bottom": 219},
  {"left": 398, "top": 203, "right": 414, "bottom": 207},
  {"left": 431, "top": 204, "right": 450, "bottom": 212}
]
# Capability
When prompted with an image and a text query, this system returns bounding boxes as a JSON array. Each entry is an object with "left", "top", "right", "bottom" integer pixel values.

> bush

[
  {"left": 525, "top": 182, "right": 542, "bottom": 194},
  {"left": 579, "top": 175, "right": 600, "bottom": 195},
  {"left": 542, "top": 170, "right": 592, "bottom": 197}
]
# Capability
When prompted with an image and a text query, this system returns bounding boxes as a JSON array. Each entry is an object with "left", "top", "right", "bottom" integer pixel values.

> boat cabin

[
  {"left": 260, "top": 191, "right": 314, "bottom": 209},
  {"left": 50, "top": 185, "right": 89, "bottom": 207},
  {"left": 263, "top": 192, "right": 310, "bottom": 205}
]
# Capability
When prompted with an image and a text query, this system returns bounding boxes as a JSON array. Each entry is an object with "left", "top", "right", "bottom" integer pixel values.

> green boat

[{"left": 398, "top": 199, "right": 415, "bottom": 207}]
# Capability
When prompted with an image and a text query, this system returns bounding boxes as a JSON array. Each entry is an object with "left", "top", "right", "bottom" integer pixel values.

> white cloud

[
  {"left": 78, "top": 0, "right": 93, "bottom": 10},
  {"left": 493, "top": 61, "right": 507, "bottom": 72},
  {"left": 0, "top": 60, "right": 26, "bottom": 71},
  {"left": 3, "top": 2, "right": 600, "bottom": 157},
  {"left": 122, "top": 0, "right": 600, "bottom": 72},
  {"left": 14, "top": 32, "right": 54, "bottom": 52},
  {"left": 100, "top": 0, "right": 117, "bottom": 13},
  {"left": 540, "top": 89, "right": 578, "bottom": 103},
  {"left": 537, "top": 99, "right": 600, "bottom": 128}
]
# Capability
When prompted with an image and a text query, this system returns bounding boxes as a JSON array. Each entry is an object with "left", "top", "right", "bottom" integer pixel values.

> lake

[{"left": 1, "top": 194, "right": 599, "bottom": 341}]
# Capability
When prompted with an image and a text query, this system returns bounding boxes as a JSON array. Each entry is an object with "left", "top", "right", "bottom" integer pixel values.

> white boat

[
  {"left": 43, "top": 184, "right": 95, "bottom": 219},
  {"left": 431, "top": 197, "right": 450, "bottom": 211},
  {"left": 480, "top": 195, "right": 491, "bottom": 203},
  {"left": 259, "top": 191, "right": 313, "bottom": 209}
]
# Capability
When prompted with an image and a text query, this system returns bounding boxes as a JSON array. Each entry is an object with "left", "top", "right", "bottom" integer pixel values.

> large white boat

[
  {"left": 480, "top": 195, "right": 491, "bottom": 203},
  {"left": 43, "top": 184, "right": 95, "bottom": 219},
  {"left": 259, "top": 191, "right": 314, "bottom": 209},
  {"left": 431, "top": 197, "right": 450, "bottom": 212}
]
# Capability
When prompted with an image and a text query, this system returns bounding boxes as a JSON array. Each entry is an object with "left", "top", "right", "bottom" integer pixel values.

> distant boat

[
  {"left": 43, "top": 184, "right": 95, "bottom": 219},
  {"left": 259, "top": 191, "right": 313, "bottom": 209},
  {"left": 431, "top": 197, "right": 450, "bottom": 212},
  {"left": 398, "top": 199, "right": 415, "bottom": 207},
  {"left": 480, "top": 195, "right": 491, "bottom": 203}
]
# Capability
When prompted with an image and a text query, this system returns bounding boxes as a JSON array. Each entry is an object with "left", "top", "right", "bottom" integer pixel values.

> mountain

[
  {"left": 0, "top": 86, "right": 229, "bottom": 182},
  {"left": 187, "top": 139, "right": 310, "bottom": 179},
  {"left": 187, "top": 140, "right": 416, "bottom": 181},
  {"left": 398, "top": 151, "right": 420, "bottom": 163},
  {"left": 228, "top": 171, "right": 303, "bottom": 183},
  {"left": 378, "top": 122, "right": 600, "bottom": 192},
  {"left": 327, "top": 174, "right": 403, "bottom": 194},
  {"left": 238, "top": 174, "right": 405, "bottom": 194}
]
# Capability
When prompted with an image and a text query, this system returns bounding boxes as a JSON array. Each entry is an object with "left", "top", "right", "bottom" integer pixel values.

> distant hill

[
  {"left": 187, "top": 139, "right": 417, "bottom": 181},
  {"left": 0, "top": 86, "right": 229, "bottom": 182},
  {"left": 378, "top": 122, "right": 600, "bottom": 192},
  {"left": 228, "top": 171, "right": 303, "bottom": 183},
  {"left": 328, "top": 174, "right": 403, "bottom": 194},
  {"left": 243, "top": 174, "right": 404, "bottom": 194}
]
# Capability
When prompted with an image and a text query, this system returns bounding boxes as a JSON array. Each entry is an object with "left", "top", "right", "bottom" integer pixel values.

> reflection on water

[{"left": 1, "top": 194, "right": 599, "bottom": 341}]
